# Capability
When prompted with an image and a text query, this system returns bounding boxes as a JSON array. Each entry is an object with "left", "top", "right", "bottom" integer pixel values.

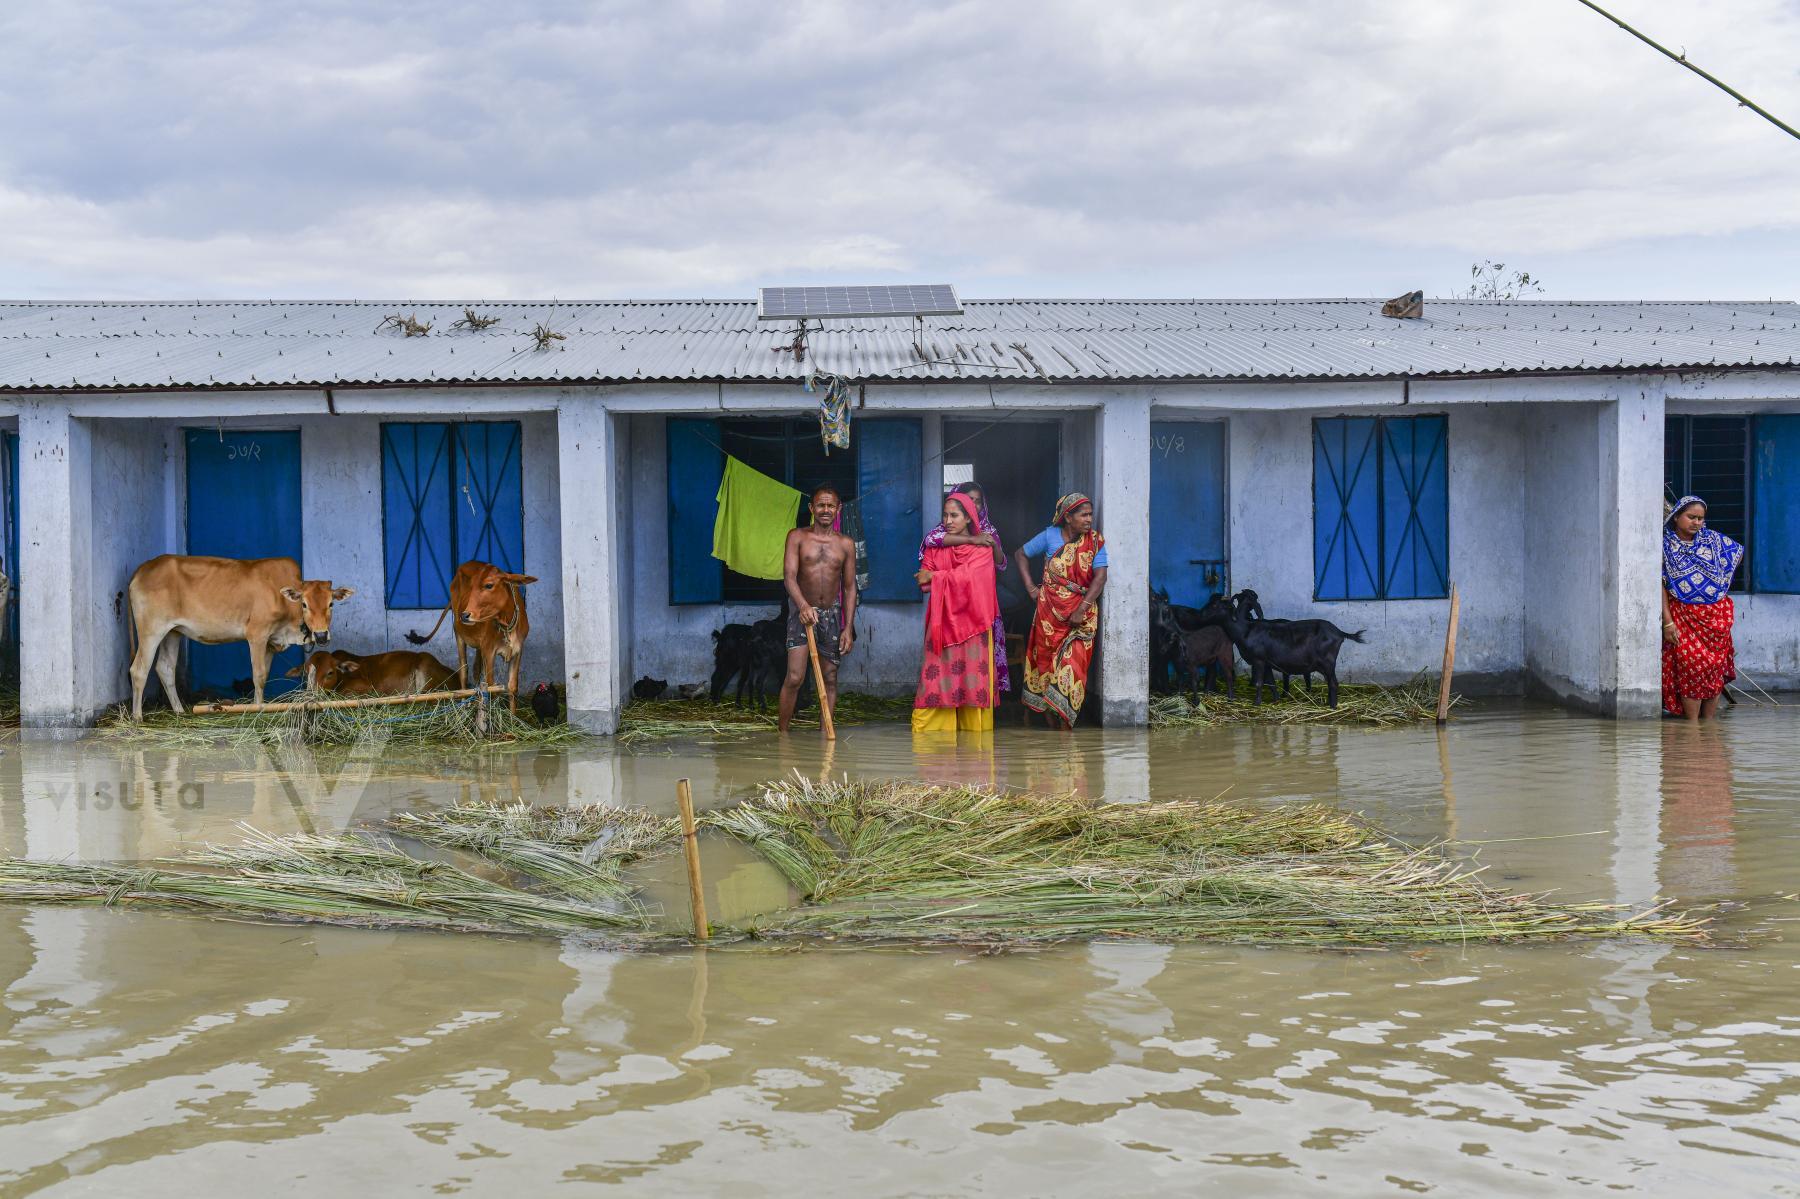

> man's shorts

[{"left": 786, "top": 603, "right": 843, "bottom": 664}]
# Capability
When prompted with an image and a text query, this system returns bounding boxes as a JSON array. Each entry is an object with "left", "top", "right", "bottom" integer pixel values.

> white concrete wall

[
  {"left": 19, "top": 408, "right": 92, "bottom": 729},
  {"left": 1219, "top": 403, "right": 1526, "bottom": 690},
  {"left": 1098, "top": 393, "right": 1151, "bottom": 724},
  {"left": 1522, "top": 402, "right": 1606, "bottom": 703}
]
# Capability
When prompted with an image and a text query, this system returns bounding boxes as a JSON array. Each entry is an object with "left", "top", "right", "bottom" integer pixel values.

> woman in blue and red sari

[
  {"left": 912, "top": 492, "right": 1001, "bottom": 733},
  {"left": 1662, "top": 495, "right": 1744, "bottom": 720},
  {"left": 919, "top": 480, "right": 1009, "bottom": 693}
]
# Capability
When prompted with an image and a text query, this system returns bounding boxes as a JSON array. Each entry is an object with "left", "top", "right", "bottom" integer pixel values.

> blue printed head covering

[{"left": 1663, "top": 495, "right": 1744, "bottom": 605}]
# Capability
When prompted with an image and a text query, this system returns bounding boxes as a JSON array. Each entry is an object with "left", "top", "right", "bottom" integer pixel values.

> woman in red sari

[
  {"left": 912, "top": 492, "right": 1001, "bottom": 734},
  {"left": 1662, "top": 495, "right": 1744, "bottom": 720},
  {"left": 1012, "top": 493, "right": 1108, "bottom": 728}
]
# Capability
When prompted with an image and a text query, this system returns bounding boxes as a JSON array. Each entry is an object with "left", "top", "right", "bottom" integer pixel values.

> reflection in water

[{"left": 0, "top": 703, "right": 1796, "bottom": 1194}]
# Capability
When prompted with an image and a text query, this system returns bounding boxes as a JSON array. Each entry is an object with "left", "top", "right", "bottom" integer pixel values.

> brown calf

[
  {"left": 286, "top": 649, "right": 457, "bottom": 695},
  {"left": 406, "top": 560, "right": 537, "bottom": 710},
  {"left": 127, "top": 555, "right": 353, "bottom": 719}
]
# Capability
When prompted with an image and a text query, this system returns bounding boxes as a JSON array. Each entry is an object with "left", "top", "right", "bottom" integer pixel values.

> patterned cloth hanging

[{"left": 806, "top": 369, "right": 853, "bottom": 453}]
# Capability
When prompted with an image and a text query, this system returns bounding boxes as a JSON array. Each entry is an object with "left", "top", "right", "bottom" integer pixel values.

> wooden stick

[
  {"left": 805, "top": 623, "right": 836, "bottom": 740},
  {"left": 1437, "top": 583, "right": 1461, "bottom": 725},
  {"left": 675, "top": 778, "right": 708, "bottom": 941},
  {"left": 190, "top": 684, "right": 507, "bottom": 716}
]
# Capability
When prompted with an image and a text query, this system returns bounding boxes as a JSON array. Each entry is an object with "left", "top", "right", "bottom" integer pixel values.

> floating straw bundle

[
  {"left": 0, "top": 782, "right": 1711, "bottom": 948},
  {"left": 384, "top": 801, "right": 678, "bottom": 900},
  {"left": 709, "top": 776, "right": 1707, "bottom": 946},
  {"left": 0, "top": 827, "right": 641, "bottom": 934}
]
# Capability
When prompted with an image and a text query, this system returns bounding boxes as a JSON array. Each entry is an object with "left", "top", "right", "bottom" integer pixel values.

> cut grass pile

[
  {"left": 618, "top": 692, "right": 912, "bottom": 744},
  {"left": 1151, "top": 673, "right": 1454, "bottom": 729},
  {"left": 383, "top": 801, "right": 678, "bottom": 901},
  {"left": 95, "top": 687, "right": 588, "bottom": 749},
  {"left": 708, "top": 776, "right": 1706, "bottom": 946},
  {"left": 0, "top": 781, "right": 1710, "bottom": 949},
  {"left": 0, "top": 825, "right": 644, "bottom": 935}
]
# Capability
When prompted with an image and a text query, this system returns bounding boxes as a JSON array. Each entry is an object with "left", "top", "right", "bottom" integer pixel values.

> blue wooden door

[
  {"left": 185, "top": 429, "right": 304, "bottom": 697},
  {"left": 1149, "top": 421, "right": 1227, "bottom": 606}
]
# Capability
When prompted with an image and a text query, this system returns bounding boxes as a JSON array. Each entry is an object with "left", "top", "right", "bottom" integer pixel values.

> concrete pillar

[
  {"left": 19, "top": 406, "right": 92, "bottom": 733},
  {"left": 557, "top": 401, "right": 623, "bottom": 733},
  {"left": 1600, "top": 383, "right": 1664, "bottom": 716},
  {"left": 1098, "top": 393, "right": 1151, "bottom": 726}
]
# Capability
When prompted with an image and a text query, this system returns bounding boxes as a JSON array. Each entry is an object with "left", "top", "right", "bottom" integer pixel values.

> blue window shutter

[
  {"left": 857, "top": 419, "right": 923, "bottom": 602},
  {"left": 1313, "top": 417, "right": 1381, "bottom": 600},
  {"left": 668, "top": 417, "right": 724, "bottom": 603},
  {"left": 452, "top": 421, "right": 524, "bottom": 572},
  {"left": 1754, "top": 414, "right": 1800, "bottom": 592},
  {"left": 381, "top": 422, "right": 454, "bottom": 608},
  {"left": 1380, "top": 415, "right": 1449, "bottom": 599}
]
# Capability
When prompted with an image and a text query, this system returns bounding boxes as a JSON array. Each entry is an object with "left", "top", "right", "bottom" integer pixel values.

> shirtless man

[{"left": 779, "top": 484, "right": 857, "bottom": 732}]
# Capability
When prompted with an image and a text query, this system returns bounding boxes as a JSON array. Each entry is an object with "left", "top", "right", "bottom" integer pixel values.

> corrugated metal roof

[{"left": 1, "top": 297, "right": 1796, "bottom": 391}]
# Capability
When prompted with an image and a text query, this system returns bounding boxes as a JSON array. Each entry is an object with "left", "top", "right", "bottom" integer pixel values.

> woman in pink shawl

[{"left": 912, "top": 492, "right": 1001, "bottom": 733}]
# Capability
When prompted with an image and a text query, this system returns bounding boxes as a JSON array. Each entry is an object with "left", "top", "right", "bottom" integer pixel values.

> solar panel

[{"left": 757, "top": 284, "right": 961, "bottom": 321}]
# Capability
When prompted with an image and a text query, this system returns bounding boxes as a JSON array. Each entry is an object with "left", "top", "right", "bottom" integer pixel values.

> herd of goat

[
  {"left": 1154, "top": 588, "right": 1365, "bottom": 707},
  {"left": 691, "top": 587, "right": 1368, "bottom": 713}
]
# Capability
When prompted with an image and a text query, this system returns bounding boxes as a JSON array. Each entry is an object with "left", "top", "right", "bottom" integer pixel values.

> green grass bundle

[
  {"left": 96, "top": 687, "right": 588, "bottom": 750},
  {"left": 711, "top": 776, "right": 1706, "bottom": 946},
  {"left": 1151, "top": 673, "right": 1453, "bottom": 729},
  {"left": 384, "top": 800, "right": 678, "bottom": 900},
  {"left": 0, "top": 827, "right": 643, "bottom": 934},
  {"left": 618, "top": 692, "right": 912, "bottom": 744}
]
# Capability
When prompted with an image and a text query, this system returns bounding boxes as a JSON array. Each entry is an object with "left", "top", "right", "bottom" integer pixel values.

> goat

[
  {"left": 1152, "top": 592, "right": 1235, "bottom": 695},
  {"left": 1197, "top": 594, "right": 1365, "bottom": 707},
  {"left": 1229, "top": 589, "right": 1312, "bottom": 696},
  {"left": 709, "top": 598, "right": 801, "bottom": 710}
]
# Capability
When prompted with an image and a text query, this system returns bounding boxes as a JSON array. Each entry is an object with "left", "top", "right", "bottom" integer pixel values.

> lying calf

[{"left": 287, "top": 649, "right": 458, "bottom": 696}]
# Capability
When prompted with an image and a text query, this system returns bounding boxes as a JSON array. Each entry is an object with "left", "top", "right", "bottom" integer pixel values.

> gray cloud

[{"left": 3, "top": 0, "right": 1798, "bottom": 299}]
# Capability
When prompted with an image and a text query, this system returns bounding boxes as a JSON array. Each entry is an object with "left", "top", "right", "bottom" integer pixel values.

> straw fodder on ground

[
  {"left": 96, "top": 688, "right": 588, "bottom": 749},
  {"left": 384, "top": 801, "right": 679, "bottom": 900},
  {"left": 618, "top": 692, "right": 912, "bottom": 744},
  {"left": 0, "top": 827, "right": 643, "bottom": 934},
  {"left": 1151, "top": 674, "right": 1454, "bottom": 729},
  {"left": 711, "top": 776, "right": 1707, "bottom": 946}
]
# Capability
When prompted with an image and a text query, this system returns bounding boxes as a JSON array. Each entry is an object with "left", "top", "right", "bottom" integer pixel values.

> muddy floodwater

[{"left": 1, "top": 703, "right": 1797, "bottom": 1195}]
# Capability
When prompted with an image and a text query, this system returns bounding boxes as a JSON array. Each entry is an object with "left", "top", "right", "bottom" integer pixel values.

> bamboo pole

[
  {"left": 1436, "top": 583, "right": 1461, "bottom": 725},
  {"left": 191, "top": 684, "right": 508, "bottom": 716},
  {"left": 676, "top": 778, "right": 708, "bottom": 941},
  {"left": 805, "top": 624, "right": 836, "bottom": 740}
]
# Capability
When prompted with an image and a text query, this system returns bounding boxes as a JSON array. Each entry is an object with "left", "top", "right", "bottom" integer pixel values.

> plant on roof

[
  {"left": 375, "top": 312, "right": 433, "bottom": 336},
  {"left": 1458, "top": 260, "right": 1543, "bottom": 301},
  {"left": 528, "top": 322, "right": 567, "bottom": 351},
  {"left": 450, "top": 308, "right": 501, "bottom": 332}
]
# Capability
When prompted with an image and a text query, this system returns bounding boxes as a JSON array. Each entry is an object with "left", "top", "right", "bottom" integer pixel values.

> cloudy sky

[{"left": 3, "top": 0, "right": 1798, "bottom": 301}]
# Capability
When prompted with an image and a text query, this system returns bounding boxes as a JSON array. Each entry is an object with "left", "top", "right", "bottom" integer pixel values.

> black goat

[
  {"left": 1152, "top": 592, "right": 1235, "bottom": 695},
  {"left": 1229, "top": 589, "right": 1313, "bottom": 695},
  {"left": 709, "top": 599, "right": 801, "bottom": 710},
  {"left": 1198, "top": 594, "right": 1364, "bottom": 707}
]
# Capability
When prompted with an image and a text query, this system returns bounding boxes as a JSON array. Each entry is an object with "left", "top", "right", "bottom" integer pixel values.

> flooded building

[{"left": 1, "top": 295, "right": 1798, "bottom": 732}]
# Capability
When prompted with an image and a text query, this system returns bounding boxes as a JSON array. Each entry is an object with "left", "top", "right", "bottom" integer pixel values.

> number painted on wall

[
  {"left": 1152, "top": 432, "right": 1187, "bottom": 459},
  {"left": 224, "top": 441, "right": 263, "bottom": 462}
]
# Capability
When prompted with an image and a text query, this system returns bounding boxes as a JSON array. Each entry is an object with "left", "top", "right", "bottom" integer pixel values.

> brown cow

[
  {"left": 127, "top": 555, "right": 353, "bottom": 719},
  {"left": 285, "top": 649, "right": 457, "bottom": 695},
  {"left": 406, "top": 560, "right": 536, "bottom": 711}
]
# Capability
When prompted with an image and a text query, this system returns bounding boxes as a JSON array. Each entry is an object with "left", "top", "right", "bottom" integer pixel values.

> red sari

[
  {"left": 1663, "top": 596, "right": 1735, "bottom": 715},
  {"left": 1023, "top": 530, "right": 1103, "bottom": 726},
  {"left": 914, "top": 504, "right": 1000, "bottom": 732}
]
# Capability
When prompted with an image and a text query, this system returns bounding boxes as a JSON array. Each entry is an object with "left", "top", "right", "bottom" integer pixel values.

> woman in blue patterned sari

[{"left": 1662, "top": 496, "right": 1744, "bottom": 720}]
